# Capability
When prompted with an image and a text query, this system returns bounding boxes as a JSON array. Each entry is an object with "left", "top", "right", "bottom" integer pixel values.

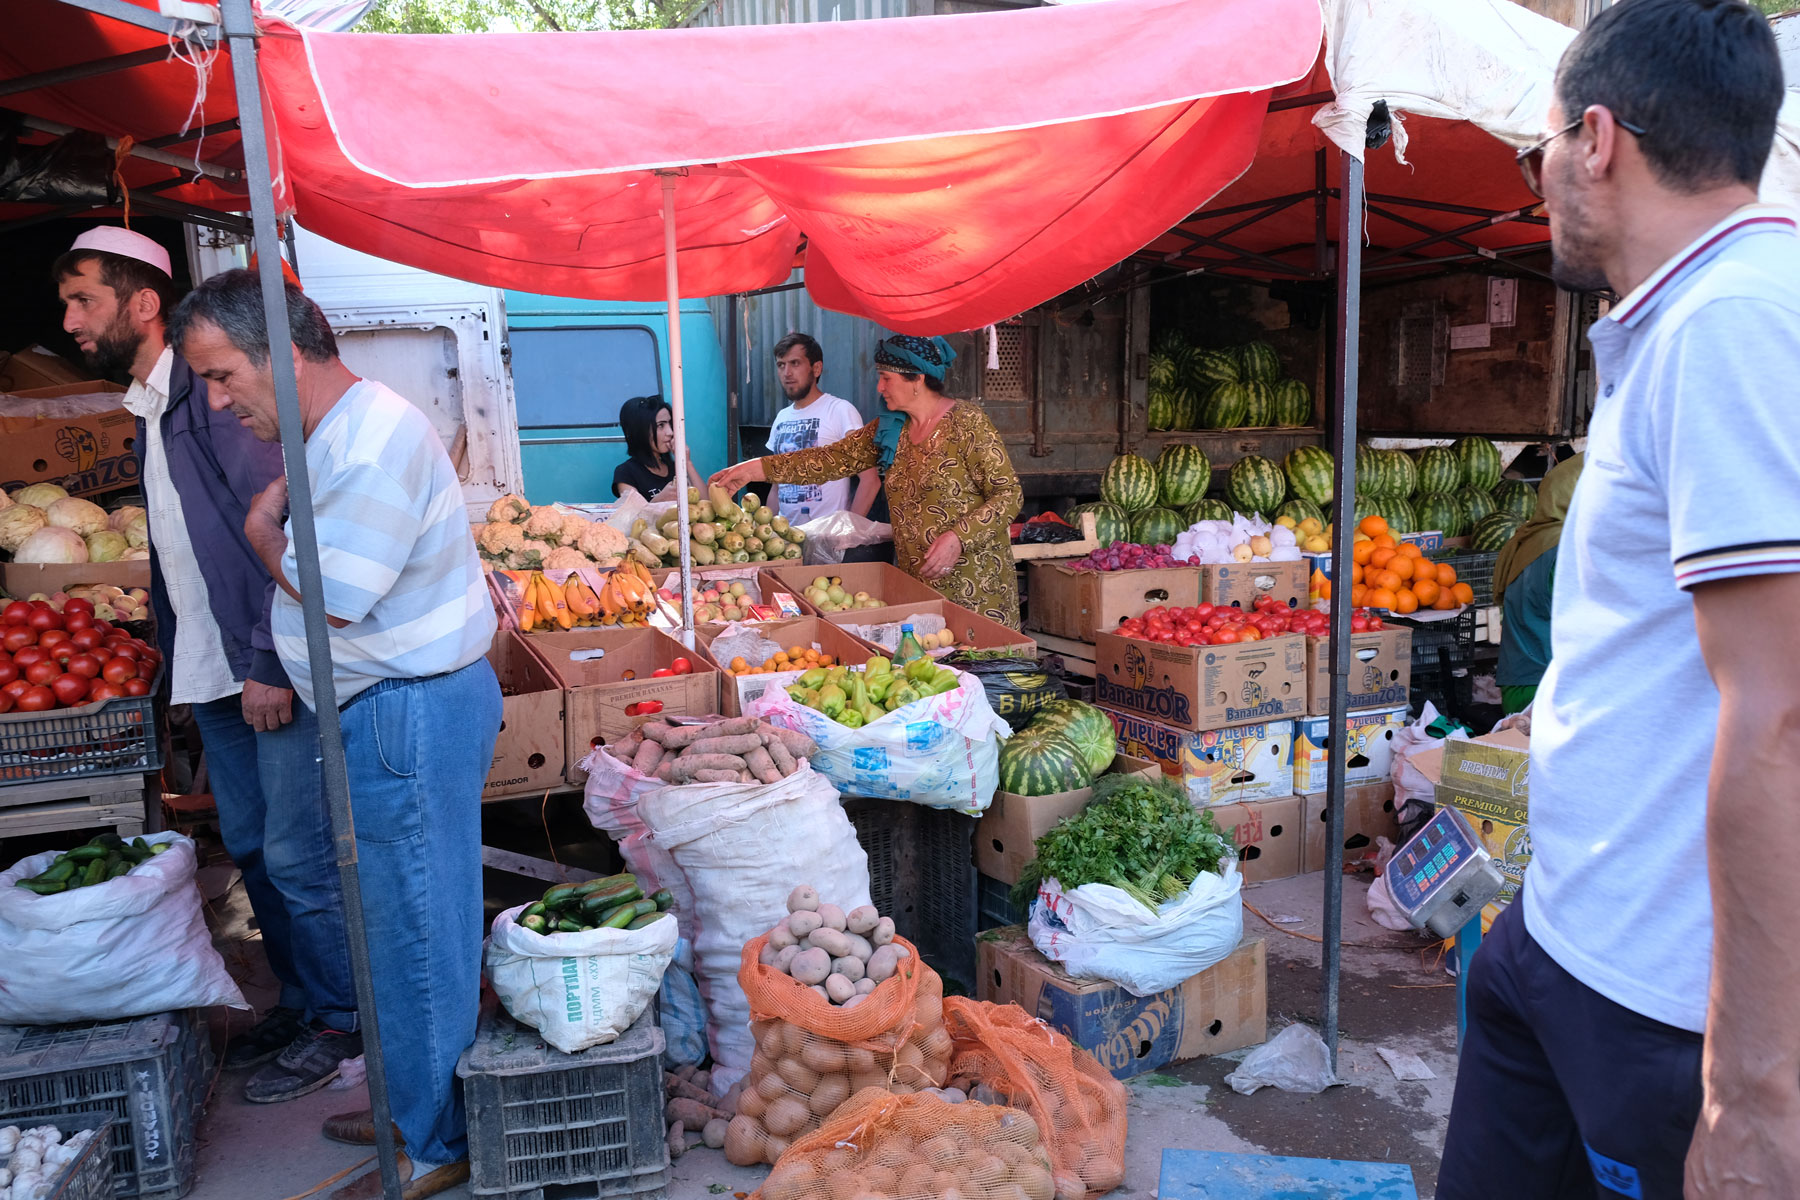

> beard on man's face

[
  {"left": 82, "top": 309, "right": 145, "bottom": 378},
  {"left": 1546, "top": 156, "right": 1611, "bottom": 295}
]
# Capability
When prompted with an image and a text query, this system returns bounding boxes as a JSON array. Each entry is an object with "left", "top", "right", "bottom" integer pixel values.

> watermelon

[
  {"left": 998, "top": 724, "right": 1094, "bottom": 797},
  {"left": 1494, "top": 479, "right": 1538, "bottom": 521},
  {"left": 1130, "top": 506, "right": 1185, "bottom": 547},
  {"left": 1381, "top": 448, "right": 1419, "bottom": 498},
  {"left": 1198, "top": 381, "right": 1250, "bottom": 430},
  {"left": 1147, "top": 387, "right": 1179, "bottom": 432},
  {"left": 1471, "top": 510, "right": 1525, "bottom": 552},
  {"left": 1173, "top": 386, "right": 1202, "bottom": 431},
  {"left": 1156, "top": 444, "right": 1212, "bottom": 507},
  {"left": 1413, "top": 492, "right": 1466, "bottom": 537},
  {"left": 1458, "top": 485, "right": 1498, "bottom": 528},
  {"left": 1189, "top": 349, "right": 1242, "bottom": 387},
  {"left": 1226, "top": 455, "right": 1287, "bottom": 517},
  {"left": 1271, "top": 379, "right": 1312, "bottom": 427},
  {"left": 1153, "top": 329, "right": 1191, "bottom": 358},
  {"left": 1283, "top": 445, "right": 1335, "bottom": 508},
  {"left": 1182, "top": 498, "right": 1234, "bottom": 526},
  {"left": 1277, "top": 497, "right": 1325, "bottom": 526},
  {"left": 1414, "top": 446, "right": 1461, "bottom": 495},
  {"left": 1034, "top": 699, "right": 1118, "bottom": 778},
  {"left": 1101, "top": 454, "right": 1160, "bottom": 512},
  {"left": 1237, "top": 341, "right": 1281, "bottom": 384},
  {"left": 1353, "top": 494, "right": 1387, "bottom": 528},
  {"left": 1382, "top": 496, "right": 1418, "bottom": 535},
  {"left": 1067, "top": 501, "right": 1129, "bottom": 549},
  {"left": 1238, "top": 382, "right": 1275, "bottom": 428},
  {"left": 1455, "top": 436, "right": 1504, "bottom": 491},
  {"left": 1354, "top": 443, "right": 1388, "bottom": 497},
  {"left": 1147, "top": 352, "right": 1180, "bottom": 390}
]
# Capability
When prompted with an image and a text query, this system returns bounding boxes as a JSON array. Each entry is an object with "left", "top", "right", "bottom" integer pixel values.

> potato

[
  {"left": 866, "top": 944, "right": 903, "bottom": 983},
  {"left": 782, "top": 1021, "right": 810, "bottom": 1058},
  {"left": 788, "top": 910, "right": 823, "bottom": 938},
  {"left": 894, "top": 1042, "right": 927, "bottom": 1085},
  {"left": 769, "top": 923, "right": 798, "bottom": 951},
  {"left": 844, "top": 932, "right": 874, "bottom": 961},
  {"left": 702, "top": 1118, "right": 729, "bottom": 1149},
  {"left": 849, "top": 1069, "right": 889, "bottom": 1093},
  {"left": 921, "top": 1026, "right": 954, "bottom": 1061},
  {"left": 787, "top": 885, "right": 820, "bottom": 913},
  {"left": 774, "top": 945, "right": 802, "bottom": 974},
  {"left": 806, "top": 1072, "right": 851, "bottom": 1117},
  {"left": 722, "top": 1115, "right": 762, "bottom": 1166},
  {"left": 870, "top": 916, "right": 896, "bottom": 947},
  {"left": 842, "top": 994, "right": 867, "bottom": 1008},
  {"left": 942, "top": 1087, "right": 968, "bottom": 1105},
  {"left": 824, "top": 1170, "right": 873, "bottom": 1200},
  {"left": 800, "top": 1037, "right": 849, "bottom": 1075},
  {"left": 777, "top": 1056, "right": 822, "bottom": 1094},
  {"left": 757, "top": 1069, "right": 789, "bottom": 1102},
  {"left": 816, "top": 903, "right": 847, "bottom": 932},
  {"left": 808, "top": 927, "right": 852, "bottom": 958},
  {"left": 861, "top": 1164, "right": 903, "bottom": 1193},
  {"left": 791, "top": 947, "right": 832, "bottom": 985},
  {"left": 832, "top": 954, "right": 865, "bottom": 983},
  {"left": 736, "top": 1084, "right": 768, "bottom": 1119},
  {"left": 919, "top": 1134, "right": 961, "bottom": 1167},
  {"left": 845, "top": 905, "right": 880, "bottom": 935},
  {"left": 846, "top": 1047, "right": 878, "bottom": 1073},
  {"left": 855, "top": 977, "right": 877, "bottom": 996},
  {"left": 899, "top": 1163, "right": 937, "bottom": 1195},
  {"left": 810, "top": 984, "right": 831, "bottom": 1002},
  {"left": 758, "top": 942, "right": 781, "bottom": 966},
  {"left": 824, "top": 973, "right": 856, "bottom": 1003},
  {"left": 763, "top": 1094, "right": 811, "bottom": 1138}
]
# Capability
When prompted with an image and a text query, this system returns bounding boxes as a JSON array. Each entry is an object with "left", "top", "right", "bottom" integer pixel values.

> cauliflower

[
  {"left": 506, "top": 539, "right": 554, "bottom": 571},
  {"left": 0, "top": 505, "right": 47, "bottom": 553},
  {"left": 487, "top": 494, "right": 530, "bottom": 525},
  {"left": 559, "top": 513, "right": 593, "bottom": 546},
  {"left": 522, "top": 506, "right": 565, "bottom": 545},
  {"left": 545, "top": 546, "right": 590, "bottom": 570},
  {"left": 476, "top": 521, "right": 526, "bottom": 560},
  {"left": 577, "top": 522, "right": 628, "bottom": 563}
]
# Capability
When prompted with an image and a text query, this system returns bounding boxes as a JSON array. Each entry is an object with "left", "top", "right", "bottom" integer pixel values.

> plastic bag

[
  {"left": 585, "top": 759, "right": 872, "bottom": 1096},
  {"left": 941, "top": 651, "right": 1066, "bottom": 732},
  {"left": 747, "top": 669, "right": 1010, "bottom": 815},
  {"left": 726, "top": 933, "right": 948, "bottom": 1166},
  {"left": 1363, "top": 873, "right": 1412, "bottom": 932},
  {"left": 1027, "top": 862, "right": 1244, "bottom": 997},
  {"left": 483, "top": 903, "right": 678, "bottom": 1054},
  {"left": 942, "top": 997, "right": 1128, "bottom": 1200},
  {"left": 0, "top": 833, "right": 248, "bottom": 1023},
  {"left": 1223, "top": 1023, "right": 1344, "bottom": 1096},
  {"left": 581, "top": 747, "right": 697, "bottom": 923},
  {"left": 0, "top": 121, "right": 114, "bottom": 206},
  {"left": 659, "top": 936, "right": 709, "bottom": 1067},
  {"left": 1391, "top": 700, "right": 1468, "bottom": 831},
  {"left": 795, "top": 510, "right": 893, "bottom": 565},
  {"left": 748, "top": 1089, "right": 1058, "bottom": 1200}
]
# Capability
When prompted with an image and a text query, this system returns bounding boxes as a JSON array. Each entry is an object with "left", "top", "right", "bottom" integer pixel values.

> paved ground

[{"left": 187, "top": 867, "right": 1457, "bottom": 1200}]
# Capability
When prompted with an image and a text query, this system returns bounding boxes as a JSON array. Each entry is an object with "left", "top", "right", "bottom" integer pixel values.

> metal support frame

[
  {"left": 15, "top": 112, "right": 242, "bottom": 183},
  {"left": 52, "top": 0, "right": 219, "bottom": 37},
  {"left": 1321, "top": 148, "right": 1364, "bottom": 1068},
  {"left": 217, "top": 1, "right": 405, "bottom": 1197},
  {"left": 0, "top": 46, "right": 174, "bottom": 98}
]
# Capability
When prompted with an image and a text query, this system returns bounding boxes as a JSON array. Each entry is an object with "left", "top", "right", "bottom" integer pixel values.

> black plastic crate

[
  {"left": 977, "top": 871, "right": 1024, "bottom": 933},
  {"left": 39, "top": 1111, "right": 115, "bottom": 1200},
  {"left": 1432, "top": 550, "right": 1499, "bottom": 608},
  {"left": 1394, "top": 610, "right": 1477, "bottom": 667},
  {"left": 0, "top": 1009, "right": 209, "bottom": 1200},
  {"left": 841, "top": 796, "right": 916, "bottom": 924},
  {"left": 913, "top": 807, "right": 978, "bottom": 994},
  {"left": 457, "top": 1004, "right": 669, "bottom": 1200},
  {"left": 0, "top": 690, "right": 162, "bottom": 785}
]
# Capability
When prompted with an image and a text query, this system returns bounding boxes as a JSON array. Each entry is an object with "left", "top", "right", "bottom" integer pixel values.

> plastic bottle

[{"left": 894, "top": 624, "right": 926, "bottom": 668}]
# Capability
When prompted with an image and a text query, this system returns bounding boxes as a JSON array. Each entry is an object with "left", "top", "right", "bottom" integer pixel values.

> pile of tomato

[
  {"left": 1114, "top": 597, "right": 1385, "bottom": 647},
  {"left": 0, "top": 598, "right": 162, "bottom": 713}
]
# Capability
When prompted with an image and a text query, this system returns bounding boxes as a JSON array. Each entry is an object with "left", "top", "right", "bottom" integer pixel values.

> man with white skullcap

[{"left": 55, "top": 229, "right": 361, "bottom": 1103}]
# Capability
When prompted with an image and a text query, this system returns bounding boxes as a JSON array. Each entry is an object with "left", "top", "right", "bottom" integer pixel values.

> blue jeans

[
  {"left": 191, "top": 694, "right": 357, "bottom": 1030},
  {"left": 338, "top": 659, "right": 501, "bottom": 1167}
]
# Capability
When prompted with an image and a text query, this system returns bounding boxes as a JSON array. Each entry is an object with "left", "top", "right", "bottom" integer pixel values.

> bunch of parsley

[{"left": 1013, "top": 773, "right": 1235, "bottom": 912}]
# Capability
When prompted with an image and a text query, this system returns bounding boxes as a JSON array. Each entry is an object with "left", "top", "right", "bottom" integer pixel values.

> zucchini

[
  {"left": 107, "top": 861, "right": 131, "bottom": 880},
  {"left": 41, "top": 858, "right": 77, "bottom": 883},
  {"left": 522, "top": 902, "right": 548, "bottom": 920},
  {"left": 650, "top": 889, "right": 675, "bottom": 911},
  {"left": 64, "top": 845, "right": 109, "bottom": 863},
  {"left": 81, "top": 859, "right": 106, "bottom": 887},
  {"left": 570, "top": 873, "right": 636, "bottom": 898},
  {"left": 14, "top": 879, "right": 65, "bottom": 895},
  {"left": 521, "top": 914, "right": 549, "bottom": 935},
  {"left": 626, "top": 912, "right": 668, "bottom": 931},
  {"left": 577, "top": 882, "right": 642, "bottom": 914},
  {"left": 542, "top": 883, "right": 581, "bottom": 908},
  {"left": 555, "top": 916, "right": 587, "bottom": 934}
]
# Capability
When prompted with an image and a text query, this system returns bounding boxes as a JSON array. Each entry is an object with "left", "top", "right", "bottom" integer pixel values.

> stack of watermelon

[
  {"left": 1146, "top": 330, "right": 1315, "bottom": 431},
  {"left": 996, "top": 698, "right": 1119, "bottom": 797},
  {"left": 1351, "top": 435, "right": 1509, "bottom": 536}
]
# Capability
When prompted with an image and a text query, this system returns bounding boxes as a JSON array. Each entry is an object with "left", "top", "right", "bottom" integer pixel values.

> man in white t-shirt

[
  {"left": 1439, "top": 4, "right": 1800, "bottom": 1199},
  {"left": 764, "top": 332, "right": 879, "bottom": 525}
]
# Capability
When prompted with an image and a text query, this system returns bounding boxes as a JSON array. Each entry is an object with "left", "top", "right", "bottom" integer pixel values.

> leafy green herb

[{"left": 1013, "top": 773, "right": 1235, "bottom": 912}]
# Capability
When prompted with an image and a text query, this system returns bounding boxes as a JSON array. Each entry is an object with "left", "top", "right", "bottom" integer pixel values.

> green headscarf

[{"left": 1493, "top": 453, "right": 1584, "bottom": 605}]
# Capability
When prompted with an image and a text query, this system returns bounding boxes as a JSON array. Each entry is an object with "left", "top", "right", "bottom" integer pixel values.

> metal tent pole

[
  {"left": 218, "top": 3, "right": 405, "bottom": 1196},
  {"left": 660, "top": 173, "right": 697, "bottom": 646},
  {"left": 1321, "top": 148, "right": 1365, "bottom": 1068}
]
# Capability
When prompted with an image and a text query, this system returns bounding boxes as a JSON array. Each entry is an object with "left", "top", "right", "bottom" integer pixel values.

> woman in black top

[{"left": 611, "top": 395, "right": 704, "bottom": 501}]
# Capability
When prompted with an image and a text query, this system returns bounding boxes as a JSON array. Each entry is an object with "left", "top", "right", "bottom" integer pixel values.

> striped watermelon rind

[
  {"left": 1381, "top": 449, "right": 1419, "bottom": 498},
  {"left": 1456, "top": 436, "right": 1504, "bottom": 491},
  {"left": 1237, "top": 341, "right": 1281, "bottom": 384},
  {"left": 1493, "top": 479, "right": 1538, "bottom": 521},
  {"left": 1034, "top": 699, "right": 1117, "bottom": 777},
  {"left": 1413, "top": 492, "right": 1465, "bottom": 537},
  {"left": 1470, "top": 511, "right": 1525, "bottom": 552},
  {"left": 1067, "top": 501, "right": 1129, "bottom": 549},
  {"left": 1272, "top": 379, "right": 1312, "bottom": 427},
  {"left": 1354, "top": 444, "right": 1388, "bottom": 497},
  {"left": 1102, "top": 454, "right": 1160, "bottom": 512},
  {"left": 1283, "top": 445, "right": 1335, "bottom": 508},
  {"left": 1414, "top": 447, "right": 1461, "bottom": 495},
  {"left": 1458, "top": 485, "right": 1498, "bottom": 529},
  {"left": 1189, "top": 349, "right": 1242, "bottom": 387},
  {"left": 1130, "top": 507, "right": 1185, "bottom": 547},
  {"left": 1153, "top": 329, "right": 1192, "bottom": 359},
  {"left": 1198, "top": 382, "right": 1250, "bottom": 430},
  {"left": 1182, "top": 498, "right": 1235, "bottom": 526},
  {"left": 1156, "top": 444, "right": 1212, "bottom": 507},
  {"left": 1226, "top": 455, "right": 1287, "bottom": 517},
  {"left": 1147, "top": 387, "right": 1179, "bottom": 432},
  {"left": 998, "top": 724, "right": 1095, "bottom": 796},
  {"left": 1382, "top": 496, "right": 1418, "bottom": 535},
  {"left": 1148, "top": 353, "right": 1180, "bottom": 389},
  {"left": 1277, "top": 498, "right": 1325, "bottom": 526},
  {"left": 1239, "top": 382, "right": 1275, "bottom": 428}
]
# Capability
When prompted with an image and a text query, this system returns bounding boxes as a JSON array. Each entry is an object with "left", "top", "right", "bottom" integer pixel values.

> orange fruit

[
  {"left": 1395, "top": 589, "right": 1420, "bottom": 614},
  {"left": 730, "top": 656, "right": 749, "bottom": 672},
  {"left": 1411, "top": 578, "right": 1440, "bottom": 606},
  {"left": 1350, "top": 562, "right": 1365, "bottom": 584},
  {"left": 819, "top": 655, "right": 836, "bottom": 666},
  {"left": 1351, "top": 583, "right": 1368, "bottom": 606},
  {"left": 788, "top": 645, "right": 806, "bottom": 659},
  {"left": 1452, "top": 582, "right": 1475, "bottom": 606},
  {"left": 1432, "top": 590, "right": 1458, "bottom": 611},
  {"left": 1436, "top": 563, "right": 1458, "bottom": 587},
  {"left": 1351, "top": 541, "right": 1377, "bottom": 566},
  {"left": 1359, "top": 515, "right": 1389, "bottom": 537},
  {"left": 1316, "top": 579, "right": 1333, "bottom": 600},
  {"left": 1396, "top": 543, "right": 1424, "bottom": 559},
  {"left": 1374, "top": 569, "right": 1403, "bottom": 592},
  {"left": 1370, "top": 547, "right": 1398, "bottom": 569},
  {"left": 1366, "top": 587, "right": 1398, "bottom": 611},
  {"left": 1373, "top": 533, "right": 1398, "bottom": 549},
  {"left": 1391, "top": 556, "right": 1416, "bottom": 581}
]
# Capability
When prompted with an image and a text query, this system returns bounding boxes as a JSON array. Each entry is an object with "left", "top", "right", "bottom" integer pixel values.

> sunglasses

[{"left": 1517, "top": 114, "right": 1648, "bottom": 197}]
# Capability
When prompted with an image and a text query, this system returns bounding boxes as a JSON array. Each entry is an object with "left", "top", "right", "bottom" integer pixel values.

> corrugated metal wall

[{"left": 686, "top": 0, "right": 917, "bottom": 27}]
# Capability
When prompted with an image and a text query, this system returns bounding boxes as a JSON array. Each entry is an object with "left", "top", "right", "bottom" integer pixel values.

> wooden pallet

[
  {"left": 0, "top": 790, "right": 148, "bottom": 839},
  {"left": 1031, "top": 631, "right": 1098, "bottom": 681}
]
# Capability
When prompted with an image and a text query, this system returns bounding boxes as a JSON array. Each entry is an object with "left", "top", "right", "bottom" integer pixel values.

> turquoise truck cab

[{"left": 503, "top": 293, "right": 729, "bottom": 504}]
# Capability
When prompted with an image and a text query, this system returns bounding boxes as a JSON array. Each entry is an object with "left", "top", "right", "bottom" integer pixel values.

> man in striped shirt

[{"left": 170, "top": 270, "right": 500, "bottom": 1200}]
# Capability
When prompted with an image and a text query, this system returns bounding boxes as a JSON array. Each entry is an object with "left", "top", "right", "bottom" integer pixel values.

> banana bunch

[
  {"left": 595, "top": 561, "right": 658, "bottom": 627},
  {"left": 513, "top": 562, "right": 659, "bottom": 631}
]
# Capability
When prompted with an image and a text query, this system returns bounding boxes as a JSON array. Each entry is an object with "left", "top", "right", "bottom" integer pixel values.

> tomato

[
  {"left": 123, "top": 679, "right": 151, "bottom": 698},
  {"left": 110, "top": 644, "right": 139, "bottom": 662},
  {"left": 16, "top": 686, "right": 54, "bottom": 712},
  {"left": 670, "top": 657, "right": 693, "bottom": 676},
  {"left": 137, "top": 659, "right": 157, "bottom": 681},
  {"left": 1212, "top": 629, "right": 1238, "bottom": 644},
  {"left": 24, "top": 660, "right": 60, "bottom": 686},
  {"left": 1, "top": 678, "right": 28, "bottom": 701},
  {"left": 1, "top": 601, "right": 30, "bottom": 626},
  {"left": 636, "top": 699, "right": 663, "bottom": 715},
  {"left": 88, "top": 682, "right": 124, "bottom": 703},
  {"left": 0, "top": 660, "right": 13, "bottom": 687},
  {"left": 51, "top": 674, "right": 90, "bottom": 706},
  {"left": 38, "top": 629, "right": 69, "bottom": 649},
  {"left": 26, "top": 608, "right": 63, "bottom": 633},
  {"left": 68, "top": 628, "right": 102, "bottom": 653},
  {"left": 13, "top": 645, "right": 47, "bottom": 668},
  {"left": 62, "top": 598, "right": 94, "bottom": 619},
  {"left": 66, "top": 654, "right": 101, "bottom": 679},
  {"left": 50, "top": 644, "right": 76, "bottom": 666},
  {"left": 651, "top": 668, "right": 674, "bottom": 678},
  {"left": 2, "top": 627, "right": 35, "bottom": 655},
  {"left": 102, "top": 658, "right": 136, "bottom": 685},
  {"left": 0, "top": 691, "right": 12, "bottom": 714},
  {"left": 64, "top": 613, "right": 94, "bottom": 634},
  {"left": 1349, "top": 615, "right": 1369, "bottom": 633},
  {"left": 1239, "top": 626, "right": 1262, "bottom": 641}
]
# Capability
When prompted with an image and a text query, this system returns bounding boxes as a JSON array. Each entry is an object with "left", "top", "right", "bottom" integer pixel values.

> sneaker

[
  {"left": 244, "top": 1022, "right": 364, "bottom": 1104},
  {"left": 223, "top": 1006, "right": 307, "bottom": 1072}
]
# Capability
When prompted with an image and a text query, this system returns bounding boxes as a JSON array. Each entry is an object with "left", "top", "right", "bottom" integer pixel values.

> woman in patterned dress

[{"left": 709, "top": 335, "right": 1024, "bottom": 627}]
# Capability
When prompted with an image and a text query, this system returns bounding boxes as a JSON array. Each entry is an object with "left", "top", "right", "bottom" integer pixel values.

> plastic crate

[
  {"left": 841, "top": 797, "right": 916, "bottom": 924},
  {"left": 0, "top": 689, "right": 162, "bottom": 785},
  {"left": 977, "top": 871, "right": 1024, "bottom": 932},
  {"left": 1433, "top": 550, "right": 1499, "bottom": 608},
  {"left": 913, "top": 807, "right": 978, "bottom": 994},
  {"left": 457, "top": 1004, "right": 669, "bottom": 1200},
  {"left": 0, "top": 1009, "right": 209, "bottom": 1200},
  {"left": 43, "top": 1111, "right": 115, "bottom": 1200},
  {"left": 1395, "top": 610, "right": 1477, "bottom": 667}
]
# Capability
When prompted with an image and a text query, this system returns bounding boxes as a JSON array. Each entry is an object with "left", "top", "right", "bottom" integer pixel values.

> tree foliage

[{"left": 357, "top": 0, "right": 708, "bottom": 33}]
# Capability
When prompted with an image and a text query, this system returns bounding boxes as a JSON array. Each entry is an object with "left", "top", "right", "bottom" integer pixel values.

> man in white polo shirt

[
  {"left": 170, "top": 269, "right": 499, "bottom": 1200},
  {"left": 1439, "top": 3, "right": 1800, "bottom": 1198}
]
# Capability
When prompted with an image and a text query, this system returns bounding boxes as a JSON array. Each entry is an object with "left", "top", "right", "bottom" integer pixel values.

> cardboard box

[
  {"left": 1199, "top": 560, "right": 1309, "bottom": 611},
  {"left": 0, "top": 561, "right": 152, "bottom": 597},
  {"left": 0, "top": 382, "right": 140, "bottom": 500},
  {"left": 1301, "top": 781, "right": 1403, "bottom": 873},
  {"left": 1210, "top": 795, "right": 1303, "bottom": 883},
  {"left": 1304, "top": 628, "right": 1412, "bottom": 715},
  {"left": 0, "top": 347, "right": 86, "bottom": 392},
  {"left": 759, "top": 562, "right": 942, "bottom": 617},
  {"left": 977, "top": 927, "right": 1266, "bottom": 1080},
  {"left": 829, "top": 599, "right": 1036, "bottom": 656},
  {"left": 1411, "top": 728, "right": 1531, "bottom": 931},
  {"left": 1025, "top": 563, "right": 1200, "bottom": 641},
  {"left": 529, "top": 626, "right": 722, "bottom": 783},
  {"left": 974, "top": 754, "right": 1160, "bottom": 884},
  {"left": 1093, "top": 631, "right": 1307, "bottom": 731},
  {"left": 1292, "top": 705, "right": 1408, "bottom": 794},
  {"left": 1107, "top": 708, "right": 1295, "bottom": 806},
  {"left": 1401, "top": 530, "right": 1444, "bottom": 553},
  {"left": 485, "top": 628, "right": 567, "bottom": 799},
  {"left": 696, "top": 616, "right": 871, "bottom": 717}
]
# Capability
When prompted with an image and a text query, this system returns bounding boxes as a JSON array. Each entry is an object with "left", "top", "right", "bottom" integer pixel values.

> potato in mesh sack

[
  {"left": 750, "top": 1088, "right": 1058, "bottom": 1200},
  {"left": 942, "top": 997, "right": 1128, "bottom": 1200},
  {"left": 726, "top": 927, "right": 951, "bottom": 1167}
]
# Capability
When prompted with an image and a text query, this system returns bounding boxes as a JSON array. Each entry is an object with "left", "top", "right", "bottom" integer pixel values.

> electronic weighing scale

[{"left": 1386, "top": 806, "right": 1505, "bottom": 938}]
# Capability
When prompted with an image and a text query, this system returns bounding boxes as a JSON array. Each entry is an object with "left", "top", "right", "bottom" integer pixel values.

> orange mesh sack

[
  {"left": 750, "top": 1087, "right": 1059, "bottom": 1200},
  {"left": 941, "top": 997, "right": 1128, "bottom": 1200},
  {"left": 724, "top": 933, "right": 951, "bottom": 1167}
]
